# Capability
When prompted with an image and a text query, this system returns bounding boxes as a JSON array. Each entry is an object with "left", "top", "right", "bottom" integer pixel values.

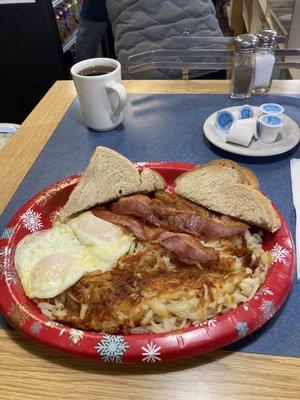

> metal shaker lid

[
  {"left": 256, "top": 30, "right": 278, "bottom": 48},
  {"left": 235, "top": 34, "right": 258, "bottom": 53}
]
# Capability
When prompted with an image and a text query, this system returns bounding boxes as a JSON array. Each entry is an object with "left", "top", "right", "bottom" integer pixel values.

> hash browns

[{"left": 37, "top": 232, "right": 272, "bottom": 333}]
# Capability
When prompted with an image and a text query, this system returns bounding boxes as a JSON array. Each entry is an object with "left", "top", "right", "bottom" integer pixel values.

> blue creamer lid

[
  {"left": 260, "top": 103, "right": 284, "bottom": 114},
  {"left": 216, "top": 110, "right": 235, "bottom": 132},
  {"left": 258, "top": 114, "right": 283, "bottom": 126},
  {"left": 240, "top": 105, "right": 254, "bottom": 119}
]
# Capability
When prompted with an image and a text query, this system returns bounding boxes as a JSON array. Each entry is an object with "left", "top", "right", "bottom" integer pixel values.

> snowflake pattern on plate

[
  {"left": 5, "top": 269, "right": 19, "bottom": 285},
  {"left": 21, "top": 209, "right": 43, "bottom": 233},
  {"left": 141, "top": 342, "right": 161, "bottom": 362},
  {"left": 30, "top": 321, "right": 43, "bottom": 335},
  {"left": 259, "top": 299, "right": 276, "bottom": 320},
  {"left": 45, "top": 321, "right": 61, "bottom": 328},
  {"left": 192, "top": 317, "right": 217, "bottom": 328},
  {"left": 0, "top": 227, "right": 15, "bottom": 240},
  {"left": 45, "top": 321, "right": 67, "bottom": 336},
  {"left": 0, "top": 249, "right": 7, "bottom": 280},
  {"left": 235, "top": 321, "right": 249, "bottom": 338},
  {"left": 258, "top": 287, "right": 274, "bottom": 297},
  {"left": 0, "top": 247, "right": 18, "bottom": 284},
  {"left": 166, "top": 332, "right": 182, "bottom": 341},
  {"left": 35, "top": 190, "right": 56, "bottom": 206},
  {"left": 165, "top": 333, "right": 185, "bottom": 348},
  {"left": 0, "top": 247, "right": 7, "bottom": 265},
  {"left": 270, "top": 243, "right": 289, "bottom": 264},
  {"left": 8, "top": 304, "right": 29, "bottom": 327},
  {"left": 49, "top": 208, "right": 63, "bottom": 224},
  {"left": 69, "top": 329, "right": 84, "bottom": 344},
  {"left": 95, "top": 334, "right": 129, "bottom": 362}
]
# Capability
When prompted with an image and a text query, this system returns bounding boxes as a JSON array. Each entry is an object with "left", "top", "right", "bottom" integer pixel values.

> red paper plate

[{"left": 0, "top": 162, "right": 295, "bottom": 363}]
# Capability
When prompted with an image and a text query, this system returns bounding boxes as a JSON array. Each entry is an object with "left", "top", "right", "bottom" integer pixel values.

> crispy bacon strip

[
  {"left": 155, "top": 191, "right": 213, "bottom": 217},
  {"left": 92, "top": 210, "right": 218, "bottom": 262},
  {"left": 155, "top": 191, "right": 249, "bottom": 226},
  {"left": 91, "top": 209, "right": 148, "bottom": 241},
  {"left": 149, "top": 230, "right": 218, "bottom": 262},
  {"left": 111, "top": 194, "right": 161, "bottom": 226},
  {"left": 152, "top": 192, "right": 248, "bottom": 237},
  {"left": 111, "top": 193, "right": 247, "bottom": 238},
  {"left": 164, "top": 212, "right": 247, "bottom": 238}
]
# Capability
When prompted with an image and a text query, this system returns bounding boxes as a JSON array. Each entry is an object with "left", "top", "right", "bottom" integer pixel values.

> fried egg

[
  {"left": 67, "top": 211, "right": 134, "bottom": 272},
  {"left": 15, "top": 212, "right": 134, "bottom": 299},
  {"left": 15, "top": 224, "right": 91, "bottom": 299}
]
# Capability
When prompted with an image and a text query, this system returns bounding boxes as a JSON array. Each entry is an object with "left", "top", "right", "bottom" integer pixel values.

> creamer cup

[
  {"left": 216, "top": 110, "right": 235, "bottom": 133},
  {"left": 260, "top": 103, "right": 284, "bottom": 115},
  {"left": 226, "top": 121, "right": 253, "bottom": 147},
  {"left": 257, "top": 114, "right": 284, "bottom": 143}
]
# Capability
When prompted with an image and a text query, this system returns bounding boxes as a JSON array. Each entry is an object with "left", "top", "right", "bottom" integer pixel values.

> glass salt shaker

[
  {"left": 252, "top": 30, "right": 277, "bottom": 93},
  {"left": 230, "top": 34, "right": 258, "bottom": 99}
]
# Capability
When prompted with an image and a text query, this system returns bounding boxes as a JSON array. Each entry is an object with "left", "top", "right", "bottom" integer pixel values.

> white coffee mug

[{"left": 71, "top": 58, "right": 127, "bottom": 131}]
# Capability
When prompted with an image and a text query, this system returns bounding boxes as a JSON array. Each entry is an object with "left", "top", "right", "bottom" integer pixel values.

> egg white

[
  {"left": 67, "top": 211, "right": 134, "bottom": 272},
  {"left": 15, "top": 212, "right": 134, "bottom": 299},
  {"left": 15, "top": 224, "right": 91, "bottom": 298}
]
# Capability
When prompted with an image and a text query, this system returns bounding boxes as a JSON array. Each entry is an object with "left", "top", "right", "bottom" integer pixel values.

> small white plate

[
  {"left": 203, "top": 106, "right": 300, "bottom": 157},
  {"left": 0, "top": 123, "right": 20, "bottom": 150}
]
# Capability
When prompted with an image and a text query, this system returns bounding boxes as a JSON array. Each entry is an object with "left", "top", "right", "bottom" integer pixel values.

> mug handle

[{"left": 105, "top": 82, "right": 127, "bottom": 123}]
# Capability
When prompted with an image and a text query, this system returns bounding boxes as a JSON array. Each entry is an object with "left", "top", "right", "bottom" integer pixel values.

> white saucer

[
  {"left": 203, "top": 106, "right": 300, "bottom": 157},
  {"left": 0, "top": 123, "right": 20, "bottom": 149}
]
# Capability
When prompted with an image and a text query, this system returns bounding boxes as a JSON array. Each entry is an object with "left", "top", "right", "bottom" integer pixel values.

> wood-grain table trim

[
  {"left": 0, "top": 330, "right": 299, "bottom": 400},
  {"left": 0, "top": 81, "right": 76, "bottom": 215}
]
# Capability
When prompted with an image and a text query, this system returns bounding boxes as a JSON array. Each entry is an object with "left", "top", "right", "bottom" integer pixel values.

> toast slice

[
  {"left": 241, "top": 167, "right": 259, "bottom": 189},
  {"left": 59, "top": 147, "right": 166, "bottom": 222},
  {"left": 174, "top": 159, "right": 280, "bottom": 232},
  {"left": 200, "top": 159, "right": 259, "bottom": 189}
]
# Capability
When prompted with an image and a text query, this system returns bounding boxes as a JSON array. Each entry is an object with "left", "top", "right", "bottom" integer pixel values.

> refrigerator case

[
  {"left": 0, "top": 0, "right": 82, "bottom": 124},
  {"left": 54, "top": 0, "right": 83, "bottom": 52}
]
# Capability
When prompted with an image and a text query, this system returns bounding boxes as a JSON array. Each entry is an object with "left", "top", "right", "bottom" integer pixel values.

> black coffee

[{"left": 78, "top": 65, "right": 115, "bottom": 77}]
